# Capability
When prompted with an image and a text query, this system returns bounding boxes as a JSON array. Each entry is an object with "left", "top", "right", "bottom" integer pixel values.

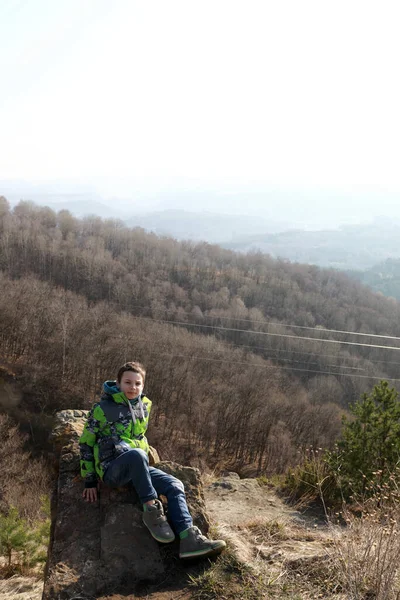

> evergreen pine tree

[
  {"left": 0, "top": 507, "right": 29, "bottom": 568},
  {"left": 0, "top": 498, "right": 51, "bottom": 572},
  {"left": 328, "top": 381, "right": 400, "bottom": 498}
]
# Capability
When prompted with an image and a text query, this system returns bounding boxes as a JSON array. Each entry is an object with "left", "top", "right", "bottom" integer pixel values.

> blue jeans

[{"left": 103, "top": 448, "right": 193, "bottom": 534}]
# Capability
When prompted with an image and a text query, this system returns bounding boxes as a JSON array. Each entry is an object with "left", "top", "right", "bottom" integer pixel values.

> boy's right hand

[{"left": 82, "top": 486, "right": 98, "bottom": 502}]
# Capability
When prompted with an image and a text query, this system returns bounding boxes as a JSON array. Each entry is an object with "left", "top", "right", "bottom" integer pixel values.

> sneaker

[
  {"left": 179, "top": 526, "right": 226, "bottom": 559},
  {"left": 142, "top": 499, "right": 175, "bottom": 543}
]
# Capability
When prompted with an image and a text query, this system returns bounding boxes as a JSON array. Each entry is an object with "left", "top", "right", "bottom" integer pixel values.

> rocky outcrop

[{"left": 42, "top": 410, "right": 210, "bottom": 600}]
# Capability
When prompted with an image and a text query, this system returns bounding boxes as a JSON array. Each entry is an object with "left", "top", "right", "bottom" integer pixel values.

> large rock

[
  {"left": 42, "top": 410, "right": 209, "bottom": 600},
  {"left": 157, "top": 461, "right": 210, "bottom": 534},
  {"left": 48, "top": 409, "right": 87, "bottom": 454}
]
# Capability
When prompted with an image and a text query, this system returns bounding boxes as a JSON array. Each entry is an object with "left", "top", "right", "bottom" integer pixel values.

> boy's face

[{"left": 118, "top": 371, "right": 144, "bottom": 400}]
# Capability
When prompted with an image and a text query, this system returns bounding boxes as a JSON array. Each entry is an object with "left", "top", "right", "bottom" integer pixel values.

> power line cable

[
  {"left": 9, "top": 297, "right": 400, "bottom": 356},
  {"left": 8, "top": 298, "right": 399, "bottom": 355},
  {"left": 145, "top": 351, "right": 400, "bottom": 383},
  {"left": 128, "top": 315, "right": 400, "bottom": 368},
  {"left": 118, "top": 301, "right": 400, "bottom": 341},
  {"left": 235, "top": 344, "right": 400, "bottom": 367},
  {"left": 133, "top": 316, "right": 400, "bottom": 352},
  {"left": 210, "top": 342, "right": 362, "bottom": 361},
  {"left": 126, "top": 336, "right": 368, "bottom": 372},
  {"left": 75, "top": 304, "right": 400, "bottom": 358}
]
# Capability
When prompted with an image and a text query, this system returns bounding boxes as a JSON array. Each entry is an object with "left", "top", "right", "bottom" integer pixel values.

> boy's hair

[{"left": 117, "top": 361, "right": 146, "bottom": 383}]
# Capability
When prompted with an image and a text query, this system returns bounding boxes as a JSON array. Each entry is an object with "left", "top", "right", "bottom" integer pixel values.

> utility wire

[
  {"left": 145, "top": 351, "right": 400, "bottom": 383},
  {"left": 129, "top": 320, "right": 400, "bottom": 367},
  {"left": 126, "top": 336, "right": 367, "bottom": 371},
  {"left": 233, "top": 344, "right": 400, "bottom": 367},
  {"left": 207, "top": 342, "right": 367, "bottom": 362},
  {"left": 120, "top": 302, "right": 400, "bottom": 341},
  {"left": 56, "top": 295, "right": 400, "bottom": 347},
  {"left": 133, "top": 316, "right": 400, "bottom": 352},
  {"left": 9, "top": 299, "right": 399, "bottom": 356}
]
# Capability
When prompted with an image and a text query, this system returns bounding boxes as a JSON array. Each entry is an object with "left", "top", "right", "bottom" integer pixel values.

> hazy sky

[{"left": 1, "top": 0, "right": 400, "bottom": 222}]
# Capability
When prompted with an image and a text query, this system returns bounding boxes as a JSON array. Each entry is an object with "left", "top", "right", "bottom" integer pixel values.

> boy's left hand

[{"left": 82, "top": 484, "right": 99, "bottom": 502}]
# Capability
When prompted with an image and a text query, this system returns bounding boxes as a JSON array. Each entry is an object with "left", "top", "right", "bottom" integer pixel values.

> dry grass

[
  {"left": 188, "top": 543, "right": 286, "bottom": 600},
  {"left": 201, "top": 469, "right": 221, "bottom": 487},
  {"left": 285, "top": 494, "right": 400, "bottom": 599},
  {"left": 326, "top": 499, "right": 400, "bottom": 599},
  {"left": 249, "top": 519, "right": 287, "bottom": 538},
  {"left": 0, "top": 575, "right": 43, "bottom": 600}
]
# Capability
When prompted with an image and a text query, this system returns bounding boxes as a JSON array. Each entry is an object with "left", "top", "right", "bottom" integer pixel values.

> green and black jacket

[{"left": 79, "top": 380, "right": 152, "bottom": 488}]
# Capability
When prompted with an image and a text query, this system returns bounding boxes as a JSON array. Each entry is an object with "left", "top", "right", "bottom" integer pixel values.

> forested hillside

[
  {"left": 348, "top": 258, "right": 400, "bottom": 301},
  {"left": 1, "top": 197, "right": 400, "bottom": 479}
]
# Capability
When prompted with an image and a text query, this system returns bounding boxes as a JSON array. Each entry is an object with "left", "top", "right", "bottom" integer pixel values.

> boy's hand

[{"left": 82, "top": 485, "right": 99, "bottom": 502}]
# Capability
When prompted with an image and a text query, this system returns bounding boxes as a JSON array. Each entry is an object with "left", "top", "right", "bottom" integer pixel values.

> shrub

[{"left": 282, "top": 447, "right": 338, "bottom": 509}]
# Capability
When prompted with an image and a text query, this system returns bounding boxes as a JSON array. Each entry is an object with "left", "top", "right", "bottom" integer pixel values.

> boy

[{"left": 79, "top": 361, "right": 226, "bottom": 559}]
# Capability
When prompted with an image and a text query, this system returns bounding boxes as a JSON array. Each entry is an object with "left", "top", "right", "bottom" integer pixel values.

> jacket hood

[{"left": 103, "top": 380, "right": 120, "bottom": 396}]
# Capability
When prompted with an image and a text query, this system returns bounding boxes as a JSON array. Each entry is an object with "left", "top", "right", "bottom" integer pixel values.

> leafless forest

[{"left": 1, "top": 196, "right": 400, "bottom": 518}]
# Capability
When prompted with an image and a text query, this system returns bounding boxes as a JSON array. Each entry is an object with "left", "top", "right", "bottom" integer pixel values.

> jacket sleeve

[
  {"left": 79, "top": 404, "right": 102, "bottom": 488},
  {"left": 130, "top": 435, "right": 150, "bottom": 453}
]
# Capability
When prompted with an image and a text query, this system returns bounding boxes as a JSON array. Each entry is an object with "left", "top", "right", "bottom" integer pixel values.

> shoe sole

[
  {"left": 179, "top": 542, "right": 226, "bottom": 560},
  {"left": 142, "top": 517, "right": 175, "bottom": 544}
]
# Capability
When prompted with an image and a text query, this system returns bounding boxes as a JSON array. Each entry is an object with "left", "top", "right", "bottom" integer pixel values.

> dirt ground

[{"left": 205, "top": 472, "right": 330, "bottom": 565}]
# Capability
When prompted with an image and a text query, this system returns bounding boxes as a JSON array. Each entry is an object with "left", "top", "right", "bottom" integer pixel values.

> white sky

[{"left": 1, "top": 0, "right": 400, "bottom": 209}]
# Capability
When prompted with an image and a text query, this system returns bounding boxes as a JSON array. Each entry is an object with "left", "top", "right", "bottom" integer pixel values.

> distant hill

[
  {"left": 4, "top": 183, "right": 400, "bottom": 272},
  {"left": 1, "top": 182, "right": 290, "bottom": 239},
  {"left": 8, "top": 195, "right": 116, "bottom": 220},
  {"left": 222, "top": 220, "right": 400, "bottom": 270},
  {"left": 32, "top": 198, "right": 119, "bottom": 219},
  {"left": 1, "top": 180, "right": 117, "bottom": 219},
  {"left": 126, "top": 209, "right": 288, "bottom": 242}
]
